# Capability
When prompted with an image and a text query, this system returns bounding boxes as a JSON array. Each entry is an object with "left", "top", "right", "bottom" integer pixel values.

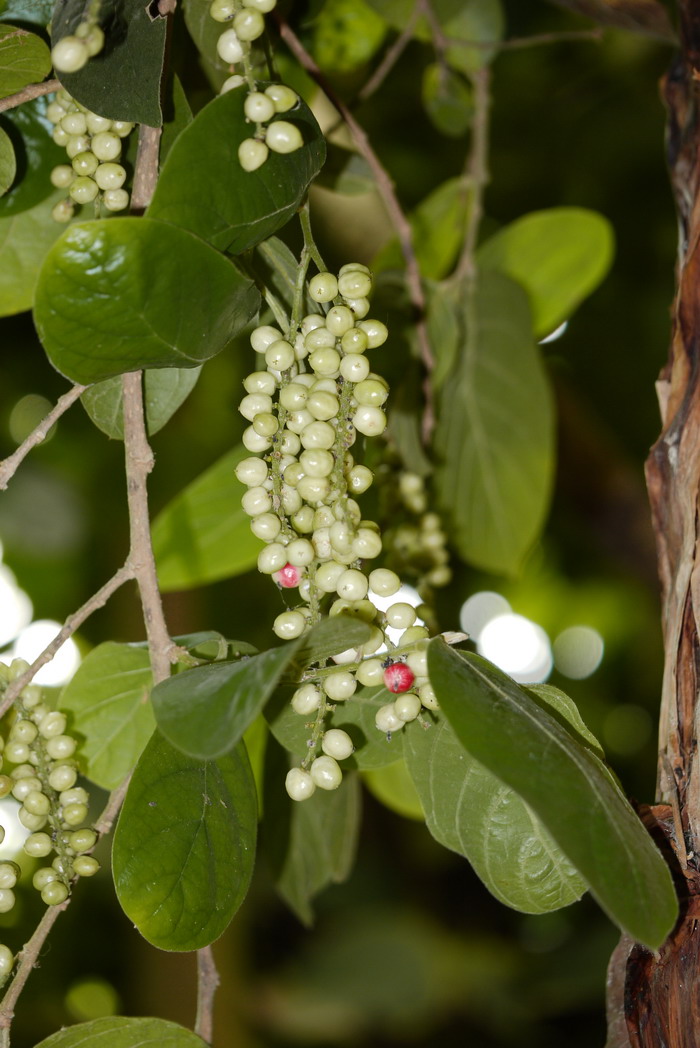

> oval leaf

[
  {"left": 363, "top": 760, "right": 424, "bottom": 820},
  {"left": 113, "top": 731, "right": 257, "bottom": 950},
  {"left": 151, "top": 446, "right": 262, "bottom": 591},
  {"left": 433, "top": 271, "right": 554, "bottom": 575},
  {"left": 404, "top": 715, "right": 586, "bottom": 913},
  {"left": 35, "top": 1016, "right": 209, "bottom": 1048},
  {"left": 0, "top": 24, "right": 51, "bottom": 99},
  {"left": 147, "top": 87, "right": 326, "bottom": 254},
  {"left": 59, "top": 642, "right": 154, "bottom": 790},
  {"left": 0, "top": 187, "right": 70, "bottom": 316},
  {"left": 0, "top": 125, "right": 15, "bottom": 195},
  {"left": 427, "top": 640, "right": 678, "bottom": 950},
  {"left": 477, "top": 207, "right": 615, "bottom": 337},
  {"left": 33, "top": 218, "right": 260, "bottom": 383},
  {"left": 81, "top": 366, "right": 202, "bottom": 439}
]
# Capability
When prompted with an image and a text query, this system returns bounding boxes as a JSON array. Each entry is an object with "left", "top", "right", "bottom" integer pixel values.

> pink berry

[
  {"left": 383, "top": 662, "right": 415, "bottom": 694},
  {"left": 274, "top": 563, "right": 302, "bottom": 588}
]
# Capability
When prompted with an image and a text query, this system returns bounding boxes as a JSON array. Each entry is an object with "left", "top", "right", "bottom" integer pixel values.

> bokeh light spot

[
  {"left": 459, "top": 591, "right": 511, "bottom": 641},
  {"left": 553, "top": 626, "right": 605, "bottom": 680},
  {"left": 478, "top": 613, "right": 552, "bottom": 683},
  {"left": 12, "top": 620, "right": 80, "bottom": 686}
]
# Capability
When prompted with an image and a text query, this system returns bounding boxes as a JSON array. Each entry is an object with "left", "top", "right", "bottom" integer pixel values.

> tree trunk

[{"left": 605, "top": 4, "right": 700, "bottom": 1042}]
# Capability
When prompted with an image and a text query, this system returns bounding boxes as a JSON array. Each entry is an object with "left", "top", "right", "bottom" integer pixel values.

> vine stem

[
  {"left": 0, "top": 79, "right": 60, "bottom": 114},
  {"left": 0, "top": 384, "right": 87, "bottom": 491},
  {"left": 276, "top": 18, "right": 436, "bottom": 441}
]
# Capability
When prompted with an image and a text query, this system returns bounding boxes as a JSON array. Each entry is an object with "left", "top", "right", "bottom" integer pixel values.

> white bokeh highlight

[
  {"left": 12, "top": 620, "right": 81, "bottom": 687},
  {"left": 553, "top": 626, "right": 604, "bottom": 680},
  {"left": 477, "top": 613, "right": 553, "bottom": 683}
]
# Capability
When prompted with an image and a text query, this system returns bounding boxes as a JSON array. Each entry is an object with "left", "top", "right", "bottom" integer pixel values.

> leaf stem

[{"left": 0, "top": 383, "right": 87, "bottom": 490}]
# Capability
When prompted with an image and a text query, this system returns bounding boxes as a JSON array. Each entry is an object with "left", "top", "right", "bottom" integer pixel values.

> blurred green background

[{"left": 0, "top": 0, "right": 679, "bottom": 1044}]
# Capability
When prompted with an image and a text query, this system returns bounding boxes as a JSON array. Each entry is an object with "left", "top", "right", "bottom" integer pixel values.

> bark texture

[{"left": 606, "top": 5, "right": 700, "bottom": 1042}]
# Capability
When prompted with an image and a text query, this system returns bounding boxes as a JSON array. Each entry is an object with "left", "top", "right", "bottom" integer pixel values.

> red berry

[
  {"left": 383, "top": 662, "right": 415, "bottom": 694},
  {"left": 274, "top": 563, "right": 302, "bottom": 588}
]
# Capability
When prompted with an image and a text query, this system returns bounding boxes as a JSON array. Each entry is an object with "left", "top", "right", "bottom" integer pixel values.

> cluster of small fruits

[
  {"left": 0, "top": 660, "right": 99, "bottom": 985},
  {"left": 50, "top": 16, "right": 105, "bottom": 75},
  {"left": 235, "top": 264, "right": 439, "bottom": 801},
  {"left": 45, "top": 90, "right": 133, "bottom": 222},
  {"left": 381, "top": 468, "right": 452, "bottom": 598}
]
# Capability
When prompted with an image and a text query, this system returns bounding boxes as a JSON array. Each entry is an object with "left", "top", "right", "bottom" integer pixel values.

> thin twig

[
  {"left": 93, "top": 773, "right": 132, "bottom": 837},
  {"left": 0, "top": 902, "right": 66, "bottom": 1031},
  {"left": 277, "top": 19, "right": 436, "bottom": 440},
  {"left": 454, "top": 66, "right": 491, "bottom": 283},
  {"left": 358, "top": 3, "right": 421, "bottom": 102},
  {"left": 0, "top": 565, "right": 134, "bottom": 720},
  {"left": 0, "top": 384, "right": 87, "bottom": 491},
  {"left": 130, "top": 125, "right": 162, "bottom": 212},
  {"left": 0, "top": 79, "right": 60, "bottom": 114},
  {"left": 195, "top": 946, "right": 220, "bottom": 1044}
]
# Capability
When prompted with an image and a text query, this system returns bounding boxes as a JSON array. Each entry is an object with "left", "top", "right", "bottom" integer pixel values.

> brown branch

[
  {"left": 277, "top": 19, "right": 435, "bottom": 440},
  {"left": 195, "top": 946, "right": 220, "bottom": 1044},
  {"left": 0, "top": 79, "right": 60, "bottom": 114},
  {"left": 0, "top": 384, "right": 87, "bottom": 491},
  {"left": 357, "top": 2, "right": 421, "bottom": 102},
  {"left": 130, "top": 125, "right": 162, "bottom": 212}
]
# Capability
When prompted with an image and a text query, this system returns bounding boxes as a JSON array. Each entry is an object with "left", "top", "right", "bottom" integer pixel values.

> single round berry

[
  {"left": 385, "top": 602, "right": 417, "bottom": 630},
  {"left": 61, "top": 111, "right": 87, "bottom": 136},
  {"left": 406, "top": 649, "right": 428, "bottom": 677},
  {"left": 0, "top": 863, "right": 19, "bottom": 889},
  {"left": 235, "top": 456, "right": 269, "bottom": 486},
  {"left": 336, "top": 569, "right": 368, "bottom": 601},
  {"left": 310, "top": 755, "right": 342, "bottom": 790},
  {"left": 242, "top": 426, "right": 271, "bottom": 452},
  {"left": 221, "top": 73, "right": 246, "bottom": 92},
  {"left": 309, "top": 273, "right": 338, "bottom": 302},
  {"left": 69, "top": 827, "right": 97, "bottom": 852},
  {"left": 375, "top": 703, "right": 404, "bottom": 733},
  {"left": 52, "top": 199, "right": 74, "bottom": 226},
  {"left": 394, "top": 692, "right": 421, "bottom": 722},
  {"left": 369, "top": 568, "right": 400, "bottom": 597},
  {"left": 73, "top": 855, "right": 100, "bottom": 876},
  {"left": 244, "top": 91, "right": 276, "bottom": 123},
  {"left": 41, "top": 881, "right": 69, "bottom": 906},
  {"left": 265, "top": 121, "right": 303, "bottom": 154},
  {"left": 243, "top": 0, "right": 277, "bottom": 11},
  {"left": 24, "top": 832, "right": 53, "bottom": 857},
  {"left": 61, "top": 801, "right": 88, "bottom": 825},
  {"left": 353, "top": 405, "right": 387, "bottom": 437},
  {"left": 419, "top": 682, "right": 439, "bottom": 710},
  {"left": 340, "top": 354, "right": 370, "bottom": 384},
  {"left": 241, "top": 486, "right": 272, "bottom": 516},
  {"left": 209, "top": 0, "right": 236, "bottom": 20},
  {"left": 0, "top": 946, "right": 13, "bottom": 978},
  {"left": 338, "top": 270, "right": 372, "bottom": 299},
  {"left": 50, "top": 164, "right": 75, "bottom": 189},
  {"left": 347, "top": 465, "right": 373, "bottom": 494},
  {"left": 354, "top": 378, "right": 388, "bottom": 407},
  {"left": 72, "top": 151, "right": 99, "bottom": 178},
  {"left": 258, "top": 543, "right": 288, "bottom": 574},
  {"left": 306, "top": 390, "right": 339, "bottom": 421},
  {"left": 233, "top": 7, "right": 265, "bottom": 39},
  {"left": 265, "top": 339, "right": 295, "bottom": 371},
  {"left": 264, "top": 84, "right": 298, "bottom": 112},
  {"left": 383, "top": 662, "right": 416, "bottom": 694},
  {"left": 103, "top": 188, "right": 130, "bottom": 212},
  {"left": 325, "top": 305, "right": 355, "bottom": 337},
  {"left": 356, "top": 658, "right": 384, "bottom": 686},
  {"left": 321, "top": 728, "right": 354, "bottom": 761},
  {"left": 273, "top": 610, "right": 306, "bottom": 640},
  {"left": 274, "top": 563, "right": 303, "bottom": 588},
  {"left": 250, "top": 512, "right": 281, "bottom": 541},
  {"left": 238, "top": 138, "right": 268, "bottom": 172},
  {"left": 79, "top": 24, "right": 105, "bottom": 56},
  {"left": 291, "top": 684, "right": 321, "bottom": 716},
  {"left": 0, "top": 890, "right": 15, "bottom": 914},
  {"left": 285, "top": 767, "right": 315, "bottom": 801},
  {"left": 86, "top": 112, "right": 113, "bottom": 134},
  {"left": 217, "top": 27, "right": 244, "bottom": 63},
  {"left": 90, "top": 131, "right": 121, "bottom": 162},
  {"left": 45, "top": 735, "right": 77, "bottom": 760},
  {"left": 322, "top": 670, "right": 356, "bottom": 702},
  {"left": 51, "top": 36, "right": 89, "bottom": 73}
]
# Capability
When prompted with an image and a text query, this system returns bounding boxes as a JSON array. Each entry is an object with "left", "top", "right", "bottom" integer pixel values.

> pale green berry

[
  {"left": 306, "top": 391, "right": 339, "bottom": 420},
  {"left": 299, "top": 448, "right": 334, "bottom": 477},
  {"left": 71, "top": 150, "right": 99, "bottom": 177},
  {"left": 286, "top": 538, "right": 315, "bottom": 566},
  {"left": 315, "top": 561, "right": 346, "bottom": 593},
  {"left": 297, "top": 475, "right": 330, "bottom": 503},
  {"left": 301, "top": 315, "right": 326, "bottom": 336},
  {"left": 0, "top": 946, "right": 14, "bottom": 978},
  {"left": 265, "top": 84, "right": 298, "bottom": 112},
  {"left": 369, "top": 568, "right": 400, "bottom": 597},
  {"left": 356, "top": 658, "right": 384, "bottom": 686},
  {"left": 353, "top": 379, "right": 388, "bottom": 407},
  {"left": 0, "top": 891, "right": 15, "bottom": 914},
  {"left": 4, "top": 741, "right": 29, "bottom": 764},
  {"left": 68, "top": 827, "right": 97, "bottom": 852},
  {"left": 73, "top": 855, "right": 100, "bottom": 876},
  {"left": 306, "top": 327, "right": 337, "bottom": 352},
  {"left": 40, "top": 711, "right": 67, "bottom": 739},
  {"left": 340, "top": 354, "right": 370, "bottom": 383},
  {"left": 358, "top": 318, "right": 389, "bottom": 348},
  {"left": 309, "top": 273, "right": 338, "bottom": 302},
  {"left": 12, "top": 776, "right": 41, "bottom": 801},
  {"left": 281, "top": 484, "right": 302, "bottom": 515},
  {"left": 323, "top": 670, "right": 356, "bottom": 701},
  {"left": 291, "top": 506, "right": 314, "bottom": 533},
  {"left": 375, "top": 703, "right": 403, "bottom": 733},
  {"left": 79, "top": 25, "right": 104, "bottom": 56},
  {"left": 257, "top": 543, "right": 287, "bottom": 574},
  {"left": 301, "top": 421, "right": 335, "bottom": 450},
  {"left": 51, "top": 36, "right": 89, "bottom": 73},
  {"left": 10, "top": 720, "right": 37, "bottom": 744},
  {"left": 310, "top": 755, "right": 342, "bottom": 790},
  {"left": 265, "top": 340, "right": 295, "bottom": 371},
  {"left": 338, "top": 270, "right": 372, "bottom": 299},
  {"left": 339, "top": 262, "right": 370, "bottom": 276},
  {"left": 286, "top": 409, "right": 314, "bottom": 435},
  {"left": 217, "top": 27, "right": 244, "bottom": 63},
  {"left": 52, "top": 198, "right": 75, "bottom": 223},
  {"left": 385, "top": 603, "right": 417, "bottom": 630},
  {"left": 399, "top": 626, "right": 430, "bottom": 646},
  {"left": 59, "top": 787, "right": 88, "bottom": 807},
  {"left": 24, "top": 790, "right": 51, "bottom": 816},
  {"left": 273, "top": 610, "right": 306, "bottom": 640},
  {"left": 0, "top": 777, "right": 12, "bottom": 799},
  {"left": 111, "top": 121, "right": 135, "bottom": 137},
  {"left": 394, "top": 692, "right": 421, "bottom": 722},
  {"left": 406, "top": 648, "right": 428, "bottom": 676},
  {"left": 41, "top": 881, "right": 69, "bottom": 906},
  {"left": 336, "top": 569, "right": 368, "bottom": 601},
  {"left": 345, "top": 297, "right": 370, "bottom": 318},
  {"left": 244, "top": 368, "right": 277, "bottom": 393},
  {"left": 251, "top": 326, "right": 281, "bottom": 352},
  {"left": 86, "top": 112, "right": 113, "bottom": 134},
  {"left": 52, "top": 126, "right": 70, "bottom": 147},
  {"left": 50, "top": 164, "right": 75, "bottom": 189},
  {"left": 281, "top": 433, "right": 302, "bottom": 458},
  {"left": 233, "top": 8, "right": 264, "bottom": 39},
  {"left": 238, "top": 138, "right": 268, "bottom": 171},
  {"left": 235, "top": 457, "right": 268, "bottom": 487},
  {"left": 45, "top": 735, "right": 77, "bottom": 760},
  {"left": 341, "top": 327, "right": 369, "bottom": 354},
  {"left": 243, "top": 0, "right": 277, "bottom": 11},
  {"left": 242, "top": 426, "right": 271, "bottom": 452},
  {"left": 24, "top": 832, "right": 53, "bottom": 858},
  {"left": 46, "top": 101, "right": 67, "bottom": 124},
  {"left": 419, "top": 682, "right": 439, "bottom": 710},
  {"left": 209, "top": 0, "right": 236, "bottom": 19},
  {"left": 91, "top": 131, "right": 121, "bottom": 161},
  {"left": 353, "top": 405, "right": 387, "bottom": 437},
  {"left": 11, "top": 763, "right": 35, "bottom": 779},
  {"left": 285, "top": 767, "right": 315, "bottom": 801},
  {"left": 321, "top": 728, "right": 354, "bottom": 760},
  {"left": 250, "top": 512, "right": 281, "bottom": 541},
  {"left": 0, "top": 864, "right": 18, "bottom": 890},
  {"left": 309, "top": 348, "right": 341, "bottom": 377},
  {"left": 244, "top": 92, "right": 276, "bottom": 125},
  {"left": 325, "top": 305, "right": 354, "bottom": 337},
  {"left": 265, "top": 121, "right": 303, "bottom": 153},
  {"left": 18, "top": 808, "right": 47, "bottom": 831},
  {"left": 69, "top": 176, "right": 99, "bottom": 204},
  {"left": 220, "top": 73, "right": 246, "bottom": 92},
  {"left": 279, "top": 383, "right": 308, "bottom": 410},
  {"left": 291, "top": 684, "right": 321, "bottom": 715},
  {"left": 21, "top": 684, "right": 42, "bottom": 708},
  {"left": 61, "top": 111, "right": 87, "bottom": 135},
  {"left": 61, "top": 801, "right": 88, "bottom": 826},
  {"left": 32, "top": 867, "right": 57, "bottom": 890},
  {"left": 347, "top": 465, "right": 373, "bottom": 495},
  {"left": 252, "top": 411, "right": 278, "bottom": 437},
  {"left": 102, "top": 188, "right": 130, "bottom": 211}
]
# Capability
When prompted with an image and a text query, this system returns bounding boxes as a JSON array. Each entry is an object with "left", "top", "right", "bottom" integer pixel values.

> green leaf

[
  {"left": 265, "top": 683, "right": 404, "bottom": 770},
  {"left": 0, "top": 187, "right": 69, "bottom": 316},
  {"left": 405, "top": 715, "right": 586, "bottom": 913},
  {"left": 287, "top": 615, "right": 373, "bottom": 676},
  {"left": 147, "top": 87, "right": 326, "bottom": 254},
  {"left": 50, "top": 0, "right": 167, "bottom": 125},
  {"left": 0, "top": 24, "right": 50, "bottom": 99},
  {"left": 182, "top": 0, "right": 232, "bottom": 82},
  {"left": 160, "top": 75, "right": 193, "bottom": 163},
  {"left": 0, "top": 124, "right": 15, "bottom": 196},
  {"left": 426, "top": 280, "right": 460, "bottom": 388},
  {"left": 547, "top": 0, "right": 677, "bottom": 42},
  {"left": 255, "top": 236, "right": 318, "bottom": 318},
  {"left": 151, "top": 446, "right": 262, "bottom": 591},
  {"left": 373, "top": 176, "right": 471, "bottom": 280},
  {"left": 0, "top": 96, "right": 66, "bottom": 218},
  {"left": 34, "top": 218, "right": 260, "bottom": 383},
  {"left": 152, "top": 643, "right": 301, "bottom": 761},
  {"left": 262, "top": 740, "right": 361, "bottom": 924},
  {"left": 365, "top": 0, "right": 504, "bottom": 70},
  {"left": 433, "top": 271, "right": 554, "bottom": 575},
  {"left": 427, "top": 641, "right": 678, "bottom": 950},
  {"left": 422, "top": 63, "right": 473, "bottom": 138},
  {"left": 81, "top": 367, "right": 202, "bottom": 440},
  {"left": 527, "top": 682, "right": 605, "bottom": 761},
  {"left": 59, "top": 642, "right": 154, "bottom": 790},
  {"left": 34, "top": 1016, "right": 209, "bottom": 1048},
  {"left": 363, "top": 760, "right": 424, "bottom": 820},
  {"left": 477, "top": 207, "right": 615, "bottom": 337},
  {"left": 313, "top": 0, "right": 387, "bottom": 72},
  {"left": 113, "top": 731, "right": 257, "bottom": 950}
]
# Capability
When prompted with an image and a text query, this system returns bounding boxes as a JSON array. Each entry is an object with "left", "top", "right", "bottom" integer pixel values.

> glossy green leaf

[
  {"left": 373, "top": 177, "right": 470, "bottom": 280},
  {"left": 477, "top": 207, "right": 615, "bottom": 337},
  {"left": 265, "top": 683, "right": 404, "bottom": 770},
  {"left": 160, "top": 75, "right": 193, "bottom": 163},
  {"left": 426, "top": 280, "right": 460, "bottom": 388},
  {"left": 182, "top": 0, "right": 232, "bottom": 82},
  {"left": 152, "top": 643, "right": 301, "bottom": 761},
  {"left": 263, "top": 740, "right": 361, "bottom": 924},
  {"left": 34, "top": 218, "right": 260, "bottom": 383},
  {"left": 59, "top": 642, "right": 154, "bottom": 790},
  {"left": 434, "top": 271, "right": 554, "bottom": 575},
  {"left": 363, "top": 760, "right": 424, "bottom": 820},
  {"left": 527, "top": 682, "right": 605, "bottom": 761},
  {"left": 405, "top": 715, "right": 586, "bottom": 913},
  {"left": 365, "top": 0, "right": 504, "bottom": 69},
  {"left": 81, "top": 367, "right": 202, "bottom": 440},
  {"left": 0, "top": 187, "right": 69, "bottom": 316},
  {"left": 422, "top": 63, "right": 473, "bottom": 138},
  {"left": 113, "top": 731, "right": 257, "bottom": 950},
  {"left": 50, "top": 0, "right": 167, "bottom": 125},
  {"left": 0, "top": 124, "right": 15, "bottom": 196},
  {"left": 287, "top": 616, "right": 373, "bottom": 676},
  {"left": 34, "top": 1016, "right": 209, "bottom": 1048},
  {"left": 0, "top": 23, "right": 50, "bottom": 99},
  {"left": 427, "top": 641, "right": 678, "bottom": 949},
  {"left": 548, "top": 0, "right": 677, "bottom": 42},
  {"left": 0, "top": 96, "right": 66, "bottom": 218},
  {"left": 255, "top": 236, "right": 318, "bottom": 318},
  {"left": 147, "top": 87, "right": 326, "bottom": 254},
  {"left": 151, "top": 446, "right": 262, "bottom": 591},
  {"left": 313, "top": 0, "right": 387, "bottom": 72}
]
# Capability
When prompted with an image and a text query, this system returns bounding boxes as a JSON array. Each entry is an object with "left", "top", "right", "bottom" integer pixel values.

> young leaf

[
  {"left": 427, "top": 640, "right": 678, "bottom": 950},
  {"left": 373, "top": 177, "right": 471, "bottom": 280},
  {"left": 151, "top": 446, "right": 262, "bottom": 591},
  {"left": 81, "top": 367, "right": 202, "bottom": 439},
  {"left": 0, "top": 125, "right": 15, "bottom": 196},
  {"left": 433, "top": 271, "right": 554, "bottom": 575},
  {"left": 34, "top": 1016, "right": 209, "bottom": 1048},
  {"left": 50, "top": 0, "right": 167, "bottom": 125},
  {"left": 477, "top": 207, "right": 615, "bottom": 337},
  {"left": 147, "top": 87, "right": 326, "bottom": 254},
  {"left": 0, "top": 24, "right": 51, "bottom": 99},
  {"left": 404, "top": 715, "right": 587, "bottom": 913},
  {"left": 113, "top": 731, "right": 257, "bottom": 951},
  {"left": 34, "top": 218, "right": 260, "bottom": 383},
  {"left": 262, "top": 739, "right": 361, "bottom": 925},
  {"left": 59, "top": 642, "right": 154, "bottom": 790},
  {"left": 363, "top": 760, "right": 424, "bottom": 820},
  {"left": 0, "top": 188, "right": 70, "bottom": 317}
]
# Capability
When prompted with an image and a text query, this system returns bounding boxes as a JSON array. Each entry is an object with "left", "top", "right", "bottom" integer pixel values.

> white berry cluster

[
  {"left": 235, "top": 263, "right": 438, "bottom": 801},
  {"left": 51, "top": 21, "right": 105, "bottom": 75},
  {"left": 209, "top": 0, "right": 303, "bottom": 171},
  {"left": 380, "top": 469, "right": 452, "bottom": 599},
  {"left": 0, "top": 659, "right": 100, "bottom": 982},
  {"left": 46, "top": 90, "right": 133, "bottom": 223}
]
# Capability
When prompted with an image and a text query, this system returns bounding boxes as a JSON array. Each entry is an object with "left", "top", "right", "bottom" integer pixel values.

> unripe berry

[
  {"left": 285, "top": 767, "right": 315, "bottom": 801},
  {"left": 383, "top": 662, "right": 415, "bottom": 694},
  {"left": 338, "top": 270, "right": 372, "bottom": 299},
  {"left": 301, "top": 421, "right": 335, "bottom": 450},
  {"left": 50, "top": 164, "right": 75, "bottom": 188},
  {"left": 385, "top": 603, "right": 417, "bottom": 630},
  {"left": 18, "top": 808, "right": 47, "bottom": 831},
  {"left": 60, "top": 110, "right": 87, "bottom": 134},
  {"left": 235, "top": 456, "right": 268, "bottom": 486},
  {"left": 291, "top": 684, "right": 321, "bottom": 715},
  {"left": 354, "top": 378, "right": 388, "bottom": 407},
  {"left": 0, "top": 946, "right": 13, "bottom": 978},
  {"left": 308, "top": 348, "right": 341, "bottom": 377},
  {"left": 273, "top": 610, "right": 306, "bottom": 640},
  {"left": 45, "top": 735, "right": 77, "bottom": 760},
  {"left": 321, "top": 728, "right": 354, "bottom": 760},
  {"left": 265, "top": 340, "right": 295, "bottom": 371},
  {"left": 252, "top": 411, "right": 278, "bottom": 437},
  {"left": 241, "top": 486, "right": 272, "bottom": 516},
  {"left": 250, "top": 512, "right": 281, "bottom": 541},
  {"left": 0, "top": 891, "right": 15, "bottom": 914},
  {"left": 309, "top": 273, "right": 338, "bottom": 302},
  {"left": 323, "top": 670, "right": 356, "bottom": 701},
  {"left": 336, "top": 569, "right": 368, "bottom": 601},
  {"left": 345, "top": 297, "right": 370, "bottom": 318},
  {"left": 297, "top": 475, "right": 330, "bottom": 503},
  {"left": 243, "top": 0, "right": 277, "bottom": 11},
  {"left": 79, "top": 25, "right": 105, "bottom": 56},
  {"left": 399, "top": 626, "right": 430, "bottom": 646},
  {"left": 250, "top": 326, "right": 282, "bottom": 352},
  {"left": 51, "top": 36, "right": 89, "bottom": 73},
  {"left": 306, "top": 391, "right": 339, "bottom": 422},
  {"left": 86, "top": 112, "right": 113, "bottom": 134},
  {"left": 233, "top": 7, "right": 265, "bottom": 39},
  {"left": 265, "top": 121, "right": 303, "bottom": 153},
  {"left": 419, "top": 682, "right": 439, "bottom": 710},
  {"left": 52, "top": 196, "right": 76, "bottom": 222},
  {"left": 341, "top": 327, "right": 369, "bottom": 354},
  {"left": 264, "top": 84, "right": 298, "bottom": 112},
  {"left": 238, "top": 138, "right": 268, "bottom": 172},
  {"left": 355, "top": 658, "right": 384, "bottom": 686},
  {"left": 41, "top": 881, "right": 69, "bottom": 906},
  {"left": 258, "top": 543, "right": 288, "bottom": 574},
  {"left": 32, "top": 868, "right": 57, "bottom": 890},
  {"left": 0, "top": 864, "right": 18, "bottom": 889},
  {"left": 91, "top": 131, "right": 121, "bottom": 161},
  {"left": 353, "top": 405, "right": 387, "bottom": 437},
  {"left": 242, "top": 426, "right": 271, "bottom": 452},
  {"left": 375, "top": 703, "right": 404, "bottom": 733},
  {"left": 209, "top": 0, "right": 236, "bottom": 20},
  {"left": 61, "top": 801, "right": 88, "bottom": 825},
  {"left": 310, "top": 755, "right": 342, "bottom": 790},
  {"left": 73, "top": 855, "right": 100, "bottom": 876},
  {"left": 24, "top": 790, "right": 51, "bottom": 816},
  {"left": 71, "top": 150, "right": 98, "bottom": 177},
  {"left": 358, "top": 319, "right": 389, "bottom": 348},
  {"left": 221, "top": 73, "right": 245, "bottom": 92},
  {"left": 406, "top": 649, "right": 428, "bottom": 677},
  {"left": 340, "top": 354, "right": 370, "bottom": 383},
  {"left": 394, "top": 692, "right": 421, "bottom": 722},
  {"left": 69, "top": 176, "right": 99, "bottom": 204},
  {"left": 69, "top": 827, "right": 97, "bottom": 852},
  {"left": 24, "top": 832, "right": 53, "bottom": 857},
  {"left": 102, "top": 188, "right": 130, "bottom": 212},
  {"left": 217, "top": 27, "right": 244, "bottom": 63},
  {"left": 65, "top": 134, "right": 91, "bottom": 159},
  {"left": 347, "top": 465, "right": 373, "bottom": 494},
  {"left": 285, "top": 538, "right": 315, "bottom": 566},
  {"left": 10, "top": 720, "right": 37, "bottom": 744},
  {"left": 314, "top": 561, "right": 345, "bottom": 593},
  {"left": 12, "top": 775, "right": 41, "bottom": 801},
  {"left": 352, "top": 527, "right": 382, "bottom": 559},
  {"left": 325, "top": 306, "right": 355, "bottom": 337}
]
